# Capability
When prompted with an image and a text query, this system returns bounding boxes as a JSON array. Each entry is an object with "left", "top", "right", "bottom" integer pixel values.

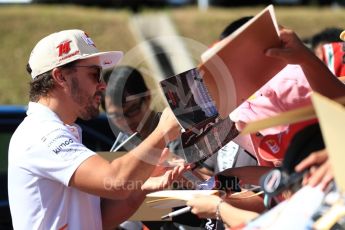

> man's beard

[{"left": 70, "top": 77, "right": 100, "bottom": 120}]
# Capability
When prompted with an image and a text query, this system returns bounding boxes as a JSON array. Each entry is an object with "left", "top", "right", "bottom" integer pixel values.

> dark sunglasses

[
  {"left": 72, "top": 65, "right": 104, "bottom": 83},
  {"left": 107, "top": 98, "right": 145, "bottom": 121}
]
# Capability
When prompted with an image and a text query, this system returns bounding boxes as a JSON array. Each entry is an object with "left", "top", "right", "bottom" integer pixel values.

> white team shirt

[{"left": 8, "top": 102, "right": 102, "bottom": 230}]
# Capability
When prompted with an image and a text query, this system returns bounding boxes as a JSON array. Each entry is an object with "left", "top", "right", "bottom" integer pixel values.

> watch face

[{"left": 261, "top": 168, "right": 283, "bottom": 195}]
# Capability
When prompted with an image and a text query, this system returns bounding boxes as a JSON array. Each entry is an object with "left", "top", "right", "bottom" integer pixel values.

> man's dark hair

[
  {"left": 28, "top": 61, "right": 79, "bottom": 102},
  {"left": 309, "top": 27, "right": 343, "bottom": 51},
  {"left": 27, "top": 63, "right": 55, "bottom": 102},
  {"left": 105, "top": 66, "right": 148, "bottom": 107},
  {"left": 219, "top": 16, "right": 253, "bottom": 40}
]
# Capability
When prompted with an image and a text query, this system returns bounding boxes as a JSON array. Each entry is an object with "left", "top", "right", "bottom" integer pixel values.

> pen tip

[{"left": 161, "top": 215, "right": 169, "bottom": 220}]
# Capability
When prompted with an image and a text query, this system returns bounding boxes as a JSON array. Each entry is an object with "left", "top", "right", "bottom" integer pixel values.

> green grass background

[{"left": 1, "top": 4, "right": 345, "bottom": 105}]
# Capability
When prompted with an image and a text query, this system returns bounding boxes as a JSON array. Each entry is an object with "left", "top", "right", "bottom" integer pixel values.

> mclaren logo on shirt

[{"left": 53, "top": 138, "right": 74, "bottom": 154}]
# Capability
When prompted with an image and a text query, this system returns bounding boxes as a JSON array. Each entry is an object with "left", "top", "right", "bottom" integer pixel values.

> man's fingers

[
  {"left": 320, "top": 170, "right": 334, "bottom": 191},
  {"left": 295, "top": 149, "right": 328, "bottom": 172},
  {"left": 171, "top": 165, "right": 185, "bottom": 179},
  {"left": 308, "top": 162, "right": 330, "bottom": 187}
]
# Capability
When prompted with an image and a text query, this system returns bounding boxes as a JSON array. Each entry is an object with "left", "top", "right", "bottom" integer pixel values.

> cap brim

[
  {"left": 340, "top": 30, "right": 345, "bottom": 42},
  {"left": 81, "top": 51, "right": 123, "bottom": 70}
]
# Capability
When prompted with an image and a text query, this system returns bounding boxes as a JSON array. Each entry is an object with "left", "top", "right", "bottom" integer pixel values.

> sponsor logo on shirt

[
  {"left": 53, "top": 138, "right": 74, "bottom": 154},
  {"left": 41, "top": 128, "right": 65, "bottom": 143},
  {"left": 264, "top": 138, "right": 280, "bottom": 154}
]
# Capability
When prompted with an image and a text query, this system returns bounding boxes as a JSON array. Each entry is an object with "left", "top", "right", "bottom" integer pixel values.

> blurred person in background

[
  {"left": 104, "top": 66, "right": 168, "bottom": 151},
  {"left": 308, "top": 27, "right": 343, "bottom": 59}
]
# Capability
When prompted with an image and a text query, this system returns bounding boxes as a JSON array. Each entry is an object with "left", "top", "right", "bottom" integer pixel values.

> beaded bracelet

[{"left": 215, "top": 199, "right": 224, "bottom": 221}]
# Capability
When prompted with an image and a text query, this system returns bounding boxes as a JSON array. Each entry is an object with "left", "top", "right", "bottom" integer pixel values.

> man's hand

[
  {"left": 265, "top": 28, "right": 313, "bottom": 65},
  {"left": 187, "top": 195, "right": 221, "bottom": 219},
  {"left": 141, "top": 164, "right": 190, "bottom": 192},
  {"left": 295, "top": 149, "right": 333, "bottom": 190},
  {"left": 151, "top": 148, "right": 186, "bottom": 177}
]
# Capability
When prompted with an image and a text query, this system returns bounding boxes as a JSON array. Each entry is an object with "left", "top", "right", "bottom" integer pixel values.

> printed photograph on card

[
  {"left": 160, "top": 68, "right": 218, "bottom": 130},
  {"left": 160, "top": 68, "right": 238, "bottom": 163}
]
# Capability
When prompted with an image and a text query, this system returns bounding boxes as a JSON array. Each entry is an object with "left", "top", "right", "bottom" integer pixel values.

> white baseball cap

[{"left": 28, "top": 29, "right": 123, "bottom": 79}]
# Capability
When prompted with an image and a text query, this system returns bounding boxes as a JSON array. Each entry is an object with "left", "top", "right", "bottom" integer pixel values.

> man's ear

[{"left": 52, "top": 68, "right": 66, "bottom": 85}]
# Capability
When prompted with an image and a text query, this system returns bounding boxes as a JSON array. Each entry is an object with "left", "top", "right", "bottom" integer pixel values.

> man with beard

[{"left": 8, "top": 29, "right": 185, "bottom": 230}]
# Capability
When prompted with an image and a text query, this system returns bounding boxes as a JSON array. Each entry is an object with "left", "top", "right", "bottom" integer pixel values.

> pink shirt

[{"left": 230, "top": 64, "right": 312, "bottom": 136}]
